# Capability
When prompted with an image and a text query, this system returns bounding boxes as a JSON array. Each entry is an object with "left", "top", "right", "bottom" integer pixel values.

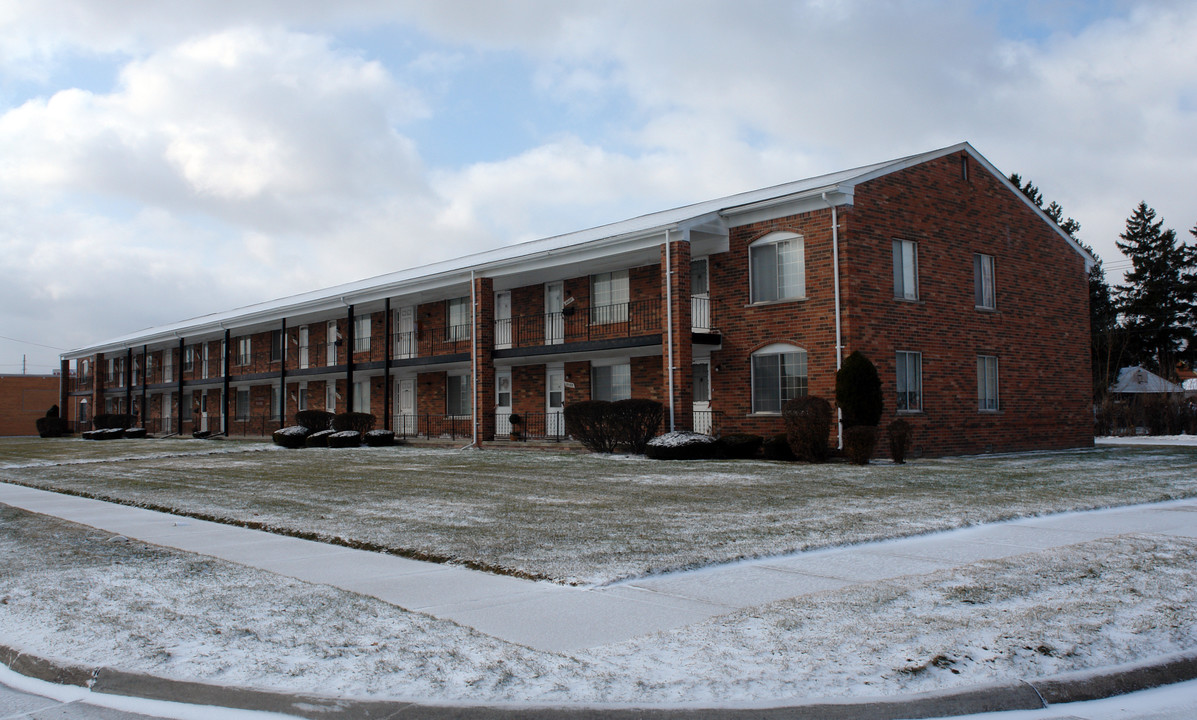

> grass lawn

[{"left": 2, "top": 437, "right": 1196, "bottom": 585}]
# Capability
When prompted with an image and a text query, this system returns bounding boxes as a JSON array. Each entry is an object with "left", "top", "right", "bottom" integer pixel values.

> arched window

[
  {"left": 749, "top": 232, "right": 805, "bottom": 303},
  {"left": 751, "top": 343, "right": 808, "bottom": 413}
]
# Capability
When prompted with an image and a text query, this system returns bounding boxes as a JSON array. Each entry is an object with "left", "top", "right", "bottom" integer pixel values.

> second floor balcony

[{"left": 495, "top": 298, "right": 661, "bottom": 351}]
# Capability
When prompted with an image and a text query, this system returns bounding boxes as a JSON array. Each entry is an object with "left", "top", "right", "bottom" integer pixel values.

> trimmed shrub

[
  {"left": 610, "top": 398, "right": 664, "bottom": 454},
  {"left": 46, "top": 404, "right": 60, "bottom": 418},
  {"left": 81, "top": 429, "right": 100, "bottom": 441},
  {"left": 93, "top": 413, "right": 134, "bottom": 430},
  {"left": 783, "top": 396, "right": 833, "bottom": 463},
  {"left": 364, "top": 429, "right": 396, "bottom": 447},
  {"left": 836, "top": 351, "right": 883, "bottom": 429},
  {"left": 718, "top": 433, "right": 764, "bottom": 459},
  {"left": 304, "top": 429, "right": 335, "bottom": 447},
  {"left": 843, "top": 425, "right": 878, "bottom": 465},
  {"left": 35, "top": 416, "right": 70, "bottom": 438},
  {"left": 564, "top": 400, "right": 619, "bottom": 453},
  {"left": 646, "top": 431, "right": 718, "bottom": 460},
  {"left": 762, "top": 433, "right": 796, "bottom": 461},
  {"left": 192, "top": 430, "right": 211, "bottom": 439},
  {"left": 294, "top": 410, "right": 335, "bottom": 432},
  {"left": 99, "top": 428, "right": 125, "bottom": 440},
  {"left": 123, "top": 427, "right": 147, "bottom": 440},
  {"left": 887, "top": 419, "right": 913, "bottom": 464},
  {"left": 328, "top": 430, "right": 362, "bottom": 448},
  {"left": 333, "top": 412, "right": 375, "bottom": 434},
  {"left": 272, "top": 425, "right": 310, "bottom": 449}
]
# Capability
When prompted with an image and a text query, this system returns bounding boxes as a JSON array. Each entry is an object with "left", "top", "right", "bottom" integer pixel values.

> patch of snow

[
  {"left": 647, "top": 431, "right": 716, "bottom": 448},
  {"left": 1096, "top": 434, "right": 1197, "bottom": 446},
  {"left": 330, "top": 430, "right": 360, "bottom": 438},
  {"left": 275, "top": 426, "right": 309, "bottom": 437}
]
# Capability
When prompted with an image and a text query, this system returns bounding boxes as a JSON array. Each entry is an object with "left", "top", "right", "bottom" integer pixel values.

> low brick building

[
  {"left": 60, "top": 143, "right": 1093, "bottom": 455},
  {"left": 0, "top": 374, "right": 61, "bottom": 437}
]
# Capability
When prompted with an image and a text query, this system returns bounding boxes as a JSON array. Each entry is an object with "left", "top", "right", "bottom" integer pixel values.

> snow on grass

[
  {"left": 2, "top": 505, "right": 1195, "bottom": 704},
  {"left": 3, "top": 440, "right": 1197, "bottom": 585},
  {"left": 1097, "top": 434, "right": 1197, "bottom": 446}
]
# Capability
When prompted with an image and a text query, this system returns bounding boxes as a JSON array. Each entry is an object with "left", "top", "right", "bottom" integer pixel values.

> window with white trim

[
  {"left": 447, "top": 374, "right": 471, "bottom": 416},
  {"left": 893, "top": 240, "right": 918, "bottom": 300},
  {"left": 974, "top": 253, "right": 996, "bottom": 309},
  {"left": 236, "top": 337, "right": 251, "bottom": 366},
  {"left": 447, "top": 297, "right": 471, "bottom": 341},
  {"left": 353, "top": 380, "right": 370, "bottom": 414},
  {"left": 591, "top": 361, "right": 631, "bottom": 402},
  {"left": 895, "top": 351, "right": 922, "bottom": 412},
  {"left": 326, "top": 382, "right": 337, "bottom": 413},
  {"left": 270, "top": 330, "right": 283, "bottom": 362},
  {"left": 353, "top": 315, "right": 371, "bottom": 353},
  {"left": 750, "top": 232, "right": 805, "bottom": 303},
  {"left": 591, "top": 270, "right": 630, "bottom": 324},
  {"left": 978, "top": 355, "right": 999, "bottom": 411},
  {"left": 163, "top": 349, "right": 173, "bottom": 383},
  {"left": 750, "top": 344, "right": 808, "bottom": 413},
  {"left": 270, "top": 385, "right": 281, "bottom": 421},
  {"left": 235, "top": 389, "right": 250, "bottom": 420},
  {"left": 297, "top": 382, "right": 308, "bottom": 411}
]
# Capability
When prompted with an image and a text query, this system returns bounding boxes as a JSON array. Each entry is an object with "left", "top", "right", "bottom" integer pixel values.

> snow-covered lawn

[
  {"left": 2, "top": 504, "right": 1194, "bottom": 704},
  {"left": 2, "top": 438, "right": 1197, "bottom": 585}
]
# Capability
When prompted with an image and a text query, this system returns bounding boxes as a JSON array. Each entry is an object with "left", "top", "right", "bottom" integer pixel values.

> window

[
  {"left": 353, "top": 380, "right": 370, "bottom": 414},
  {"left": 183, "top": 346, "right": 195, "bottom": 372},
  {"left": 144, "top": 356, "right": 154, "bottom": 383},
  {"left": 79, "top": 360, "right": 90, "bottom": 379},
  {"left": 893, "top": 240, "right": 918, "bottom": 300},
  {"left": 592, "top": 362, "right": 631, "bottom": 402},
  {"left": 236, "top": 337, "right": 251, "bottom": 366},
  {"left": 163, "top": 349, "right": 173, "bottom": 383},
  {"left": 353, "top": 315, "right": 371, "bottom": 353},
  {"left": 326, "top": 382, "right": 337, "bottom": 413},
  {"left": 447, "top": 297, "right": 471, "bottom": 341},
  {"left": 297, "top": 382, "right": 308, "bottom": 411},
  {"left": 751, "top": 344, "right": 808, "bottom": 413},
  {"left": 270, "top": 330, "right": 283, "bottom": 362},
  {"left": 591, "top": 270, "right": 629, "bottom": 323},
  {"left": 447, "top": 374, "right": 471, "bottom": 416},
  {"left": 978, "top": 355, "right": 999, "bottom": 411},
  {"left": 496, "top": 374, "right": 511, "bottom": 408},
  {"left": 896, "top": 351, "right": 922, "bottom": 412},
  {"left": 270, "top": 385, "right": 281, "bottom": 421},
  {"left": 750, "top": 232, "right": 805, "bottom": 303},
  {"left": 693, "top": 362, "right": 710, "bottom": 403},
  {"left": 236, "top": 389, "right": 250, "bottom": 420},
  {"left": 974, "top": 253, "right": 996, "bottom": 309},
  {"left": 132, "top": 358, "right": 141, "bottom": 385}
]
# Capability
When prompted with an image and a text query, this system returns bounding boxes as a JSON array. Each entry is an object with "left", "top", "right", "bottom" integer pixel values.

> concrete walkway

[{"left": 3, "top": 480, "right": 1197, "bottom": 654}]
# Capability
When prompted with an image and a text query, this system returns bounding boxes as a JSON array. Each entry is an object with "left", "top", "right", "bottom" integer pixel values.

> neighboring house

[
  {"left": 1109, "top": 366, "right": 1185, "bottom": 395},
  {"left": 0, "top": 374, "right": 61, "bottom": 437},
  {"left": 59, "top": 142, "right": 1094, "bottom": 455}
]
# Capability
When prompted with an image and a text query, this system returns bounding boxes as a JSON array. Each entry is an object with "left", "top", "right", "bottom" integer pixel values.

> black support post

[
  {"left": 140, "top": 344, "right": 148, "bottom": 428},
  {"left": 177, "top": 338, "right": 185, "bottom": 435},
  {"left": 222, "top": 330, "right": 231, "bottom": 435},
  {"left": 279, "top": 318, "right": 287, "bottom": 430},
  {"left": 383, "top": 298, "right": 392, "bottom": 430},
  {"left": 124, "top": 348, "right": 133, "bottom": 417},
  {"left": 345, "top": 304, "right": 355, "bottom": 413}
]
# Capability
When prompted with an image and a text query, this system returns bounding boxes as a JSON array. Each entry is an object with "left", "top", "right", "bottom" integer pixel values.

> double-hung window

[
  {"left": 270, "top": 330, "right": 283, "bottom": 362},
  {"left": 895, "top": 351, "right": 922, "bottom": 412},
  {"left": 591, "top": 270, "right": 629, "bottom": 324},
  {"left": 447, "top": 297, "right": 471, "bottom": 342},
  {"left": 447, "top": 374, "right": 471, "bottom": 416},
  {"left": 353, "top": 315, "right": 371, "bottom": 353},
  {"left": 750, "top": 232, "right": 805, "bottom": 303},
  {"left": 235, "top": 389, "right": 250, "bottom": 420},
  {"left": 974, "top": 253, "right": 996, "bottom": 309},
  {"left": 270, "top": 386, "right": 281, "bottom": 421},
  {"left": 236, "top": 337, "right": 251, "bottom": 366},
  {"left": 978, "top": 355, "right": 999, "bottom": 411},
  {"left": 591, "top": 361, "right": 631, "bottom": 402},
  {"left": 750, "top": 344, "right": 808, "bottom": 413},
  {"left": 893, "top": 240, "right": 919, "bottom": 300},
  {"left": 352, "top": 380, "right": 370, "bottom": 414}
]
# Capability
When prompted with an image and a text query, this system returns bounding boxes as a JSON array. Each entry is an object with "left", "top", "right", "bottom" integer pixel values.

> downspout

[
  {"left": 469, "top": 270, "right": 478, "bottom": 449},
  {"left": 383, "top": 298, "right": 392, "bottom": 431},
  {"left": 279, "top": 318, "right": 287, "bottom": 431},
  {"left": 664, "top": 231, "right": 676, "bottom": 432},
  {"left": 822, "top": 192, "right": 844, "bottom": 450}
]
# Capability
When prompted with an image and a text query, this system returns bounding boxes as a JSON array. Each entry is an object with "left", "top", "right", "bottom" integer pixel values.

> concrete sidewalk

[{"left": 3, "top": 480, "right": 1197, "bottom": 654}]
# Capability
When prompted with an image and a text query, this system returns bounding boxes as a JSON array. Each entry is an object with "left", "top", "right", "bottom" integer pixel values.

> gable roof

[{"left": 64, "top": 142, "right": 1093, "bottom": 358}]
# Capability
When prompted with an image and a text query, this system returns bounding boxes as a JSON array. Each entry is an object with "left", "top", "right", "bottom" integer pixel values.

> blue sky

[{"left": 1, "top": 0, "right": 1195, "bottom": 376}]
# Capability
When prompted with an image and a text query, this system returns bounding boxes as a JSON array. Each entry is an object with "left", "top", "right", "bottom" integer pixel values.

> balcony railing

[
  {"left": 499, "top": 298, "right": 661, "bottom": 350},
  {"left": 691, "top": 295, "right": 711, "bottom": 331},
  {"left": 72, "top": 375, "right": 94, "bottom": 392}
]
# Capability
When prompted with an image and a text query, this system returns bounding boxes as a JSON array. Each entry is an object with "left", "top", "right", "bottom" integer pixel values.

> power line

[{"left": 0, "top": 334, "right": 66, "bottom": 351}]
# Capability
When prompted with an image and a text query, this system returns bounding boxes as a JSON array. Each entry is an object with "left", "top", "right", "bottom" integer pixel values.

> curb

[{"left": 4, "top": 643, "right": 1197, "bottom": 719}]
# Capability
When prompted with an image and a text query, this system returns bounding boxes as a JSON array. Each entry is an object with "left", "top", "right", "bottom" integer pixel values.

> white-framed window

[
  {"left": 893, "top": 239, "right": 919, "bottom": 300},
  {"left": 79, "top": 359, "right": 90, "bottom": 379},
  {"left": 447, "top": 297, "right": 471, "bottom": 341},
  {"left": 132, "top": 357, "right": 141, "bottom": 385},
  {"left": 749, "top": 232, "right": 805, "bottom": 303},
  {"left": 978, "top": 355, "right": 999, "bottom": 411},
  {"left": 270, "top": 330, "right": 283, "bottom": 362},
  {"left": 270, "top": 385, "right": 281, "bottom": 421},
  {"left": 353, "top": 314, "right": 371, "bottom": 353},
  {"left": 591, "top": 270, "right": 630, "bottom": 324},
  {"left": 183, "top": 346, "right": 195, "bottom": 372},
  {"left": 896, "top": 351, "right": 922, "bottom": 413},
  {"left": 163, "top": 349, "right": 173, "bottom": 383},
  {"left": 974, "top": 253, "right": 996, "bottom": 309},
  {"left": 144, "top": 355, "right": 154, "bottom": 383},
  {"left": 236, "top": 389, "right": 250, "bottom": 420},
  {"left": 591, "top": 360, "right": 631, "bottom": 402},
  {"left": 353, "top": 380, "right": 370, "bottom": 414},
  {"left": 236, "top": 337, "right": 251, "bottom": 366},
  {"left": 750, "top": 343, "right": 808, "bottom": 413},
  {"left": 447, "top": 374, "right": 471, "bottom": 416},
  {"left": 326, "top": 381, "right": 337, "bottom": 413},
  {"left": 297, "top": 381, "right": 308, "bottom": 411},
  {"left": 496, "top": 374, "right": 511, "bottom": 408}
]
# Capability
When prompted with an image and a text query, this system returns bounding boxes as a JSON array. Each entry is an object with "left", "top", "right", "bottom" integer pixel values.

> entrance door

[
  {"left": 396, "top": 377, "right": 415, "bottom": 437},
  {"left": 545, "top": 281, "right": 564, "bottom": 345},
  {"left": 692, "top": 361, "right": 712, "bottom": 434},
  {"left": 298, "top": 326, "right": 309, "bottom": 369},
  {"left": 200, "top": 390, "right": 209, "bottom": 432},
  {"left": 495, "top": 292, "right": 512, "bottom": 349},
  {"left": 495, "top": 370, "right": 512, "bottom": 437},
  {"left": 396, "top": 306, "right": 415, "bottom": 358},
  {"left": 546, "top": 365, "right": 565, "bottom": 437}
]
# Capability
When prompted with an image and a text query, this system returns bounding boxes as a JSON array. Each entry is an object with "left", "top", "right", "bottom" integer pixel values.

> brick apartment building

[
  {"left": 59, "top": 143, "right": 1094, "bottom": 456},
  {"left": 1, "top": 374, "right": 61, "bottom": 436}
]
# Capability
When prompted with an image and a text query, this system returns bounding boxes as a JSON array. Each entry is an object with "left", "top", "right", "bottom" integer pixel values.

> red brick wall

[{"left": 0, "top": 376, "right": 60, "bottom": 436}]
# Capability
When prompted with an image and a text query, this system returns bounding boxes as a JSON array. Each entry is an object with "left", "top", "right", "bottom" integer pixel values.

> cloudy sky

[{"left": 2, "top": 0, "right": 1195, "bottom": 375}]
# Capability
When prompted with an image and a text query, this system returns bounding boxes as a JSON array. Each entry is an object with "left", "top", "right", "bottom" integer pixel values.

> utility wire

[{"left": 0, "top": 334, "right": 67, "bottom": 351}]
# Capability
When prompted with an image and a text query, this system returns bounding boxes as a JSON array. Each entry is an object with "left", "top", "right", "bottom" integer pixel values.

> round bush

[
  {"left": 783, "top": 396, "right": 833, "bottom": 462},
  {"left": 762, "top": 433, "right": 796, "bottom": 461},
  {"left": 333, "top": 412, "right": 375, "bottom": 434},
  {"left": 645, "top": 431, "right": 718, "bottom": 460},
  {"left": 294, "top": 410, "right": 335, "bottom": 432},
  {"left": 36, "top": 416, "right": 70, "bottom": 438},
  {"left": 364, "top": 429, "right": 396, "bottom": 447},
  {"left": 304, "top": 429, "right": 336, "bottom": 448},
  {"left": 327, "top": 430, "right": 362, "bottom": 448},
  {"left": 836, "top": 351, "right": 883, "bottom": 428},
  {"left": 887, "top": 419, "right": 913, "bottom": 464},
  {"left": 843, "top": 425, "right": 879, "bottom": 465},
  {"left": 272, "top": 425, "right": 310, "bottom": 449},
  {"left": 99, "top": 428, "right": 125, "bottom": 440},
  {"left": 81, "top": 429, "right": 101, "bottom": 441},
  {"left": 717, "top": 433, "right": 764, "bottom": 459},
  {"left": 123, "top": 427, "right": 147, "bottom": 440}
]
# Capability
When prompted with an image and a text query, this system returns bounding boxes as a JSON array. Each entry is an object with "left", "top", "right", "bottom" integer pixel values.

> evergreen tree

[{"left": 1115, "top": 203, "right": 1197, "bottom": 378}]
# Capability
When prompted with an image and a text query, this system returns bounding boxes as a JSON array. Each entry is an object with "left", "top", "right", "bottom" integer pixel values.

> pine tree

[{"left": 1115, "top": 203, "right": 1197, "bottom": 378}]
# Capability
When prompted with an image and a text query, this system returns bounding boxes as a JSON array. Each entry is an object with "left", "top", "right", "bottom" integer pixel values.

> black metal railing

[
  {"left": 392, "top": 414, "right": 473, "bottom": 440},
  {"left": 497, "top": 411, "right": 567, "bottom": 441},
  {"left": 501, "top": 298, "right": 660, "bottom": 349}
]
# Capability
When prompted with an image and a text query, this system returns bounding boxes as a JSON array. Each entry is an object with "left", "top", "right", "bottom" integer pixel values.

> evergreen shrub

[
  {"left": 762, "top": 433, "right": 796, "bottom": 461},
  {"left": 123, "top": 427, "right": 147, "bottom": 440},
  {"left": 564, "top": 400, "right": 619, "bottom": 453},
  {"left": 93, "top": 413, "right": 134, "bottom": 430},
  {"left": 610, "top": 398, "right": 664, "bottom": 454},
  {"left": 295, "top": 410, "right": 335, "bottom": 432},
  {"left": 887, "top": 419, "right": 913, "bottom": 464},
  {"left": 718, "top": 433, "right": 764, "bottom": 459},
  {"left": 272, "top": 425, "right": 310, "bottom": 449},
  {"left": 305, "top": 429, "right": 335, "bottom": 447},
  {"left": 843, "top": 425, "right": 878, "bottom": 465},
  {"left": 333, "top": 412, "right": 375, "bottom": 434},
  {"left": 328, "top": 430, "right": 362, "bottom": 448},
  {"left": 836, "top": 351, "right": 883, "bottom": 428},
  {"left": 783, "top": 396, "right": 833, "bottom": 462},
  {"left": 364, "top": 429, "right": 396, "bottom": 447}
]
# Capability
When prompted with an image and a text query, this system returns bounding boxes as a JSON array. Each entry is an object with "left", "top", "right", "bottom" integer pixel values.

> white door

[
  {"left": 495, "top": 370, "right": 512, "bottom": 436},
  {"left": 545, "top": 281, "right": 564, "bottom": 345},
  {"left": 200, "top": 390, "right": 209, "bottom": 432},
  {"left": 692, "top": 361, "right": 712, "bottom": 434},
  {"left": 494, "top": 292, "right": 512, "bottom": 349},
  {"left": 327, "top": 321, "right": 338, "bottom": 366},
  {"left": 546, "top": 365, "right": 565, "bottom": 437},
  {"left": 397, "top": 306, "right": 415, "bottom": 358},
  {"left": 397, "top": 377, "right": 415, "bottom": 436},
  {"left": 298, "top": 326, "right": 309, "bottom": 369}
]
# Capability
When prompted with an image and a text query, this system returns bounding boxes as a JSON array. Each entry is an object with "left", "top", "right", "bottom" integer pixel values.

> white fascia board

[{"left": 721, "top": 186, "right": 855, "bottom": 228}]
